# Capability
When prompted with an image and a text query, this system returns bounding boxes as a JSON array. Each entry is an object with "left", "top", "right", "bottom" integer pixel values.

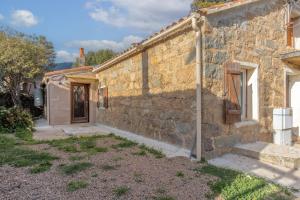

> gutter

[
  {"left": 192, "top": 13, "right": 204, "bottom": 160},
  {"left": 93, "top": 16, "right": 193, "bottom": 73}
]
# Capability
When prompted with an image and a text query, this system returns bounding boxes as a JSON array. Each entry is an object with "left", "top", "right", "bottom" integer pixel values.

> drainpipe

[{"left": 192, "top": 13, "right": 204, "bottom": 160}]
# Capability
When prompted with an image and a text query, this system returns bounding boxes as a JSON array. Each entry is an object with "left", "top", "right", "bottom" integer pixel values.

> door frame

[{"left": 70, "top": 83, "right": 90, "bottom": 123}]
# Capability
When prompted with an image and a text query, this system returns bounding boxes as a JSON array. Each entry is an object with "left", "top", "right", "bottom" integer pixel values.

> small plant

[
  {"left": 67, "top": 180, "right": 88, "bottom": 192},
  {"left": 91, "top": 173, "right": 98, "bottom": 177},
  {"left": 132, "top": 150, "right": 147, "bottom": 156},
  {"left": 112, "top": 140, "right": 137, "bottom": 149},
  {"left": 15, "top": 128, "right": 33, "bottom": 141},
  {"left": 139, "top": 144, "right": 165, "bottom": 159},
  {"left": 60, "top": 162, "right": 93, "bottom": 175},
  {"left": 133, "top": 172, "right": 144, "bottom": 183},
  {"left": 30, "top": 161, "right": 52, "bottom": 174},
  {"left": 113, "top": 186, "right": 130, "bottom": 197},
  {"left": 100, "top": 164, "right": 117, "bottom": 171},
  {"left": 176, "top": 171, "right": 184, "bottom": 177}
]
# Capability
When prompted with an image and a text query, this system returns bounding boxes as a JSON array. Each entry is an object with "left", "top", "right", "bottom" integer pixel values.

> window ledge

[{"left": 234, "top": 120, "right": 259, "bottom": 129}]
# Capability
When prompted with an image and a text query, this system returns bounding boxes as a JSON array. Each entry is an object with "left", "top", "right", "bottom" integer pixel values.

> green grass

[
  {"left": 100, "top": 164, "right": 117, "bottom": 171},
  {"left": 0, "top": 135, "right": 57, "bottom": 168},
  {"left": 139, "top": 144, "right": 165, "bottom": 158},
  {"left": 15, "top": 128, "right": 33, "bottom": 142},
  {"left": 113, "top": 186, "right": 130, "bottom": 197},
  {"left": 67, "top": 180, "right": 88, "bottom": 192},
  {"left": 47, "top": 136, "right": 108, "bottom": 154},
  {"left": 60, "top": 162, "right": 93, "bottom": 175},
  {"left": 132, "top": 150, "right": 147, "bottom": 156},
  {"left": 196, "top": 164, "right": 293, "bottom": 200},
  {"left": 133, "top": 172, "right": 144, "bottom": 183},
  {"left": 30, "top": 161, "right": 52, "bottom": 174},
  {"left": 176, "top": 171, "right": 184, "bottom": 177},
  {"left": 112, "top": 139, "right": 137, "bottom": 149}
]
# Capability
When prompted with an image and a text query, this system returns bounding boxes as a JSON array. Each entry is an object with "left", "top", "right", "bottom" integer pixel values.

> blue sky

[{"left": 0, "top": 0, "right": 192, "bottom": 63}]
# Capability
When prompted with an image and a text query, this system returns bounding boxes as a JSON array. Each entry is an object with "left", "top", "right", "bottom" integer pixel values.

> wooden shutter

[
  {"left": 287, "top": 21, "right": 294, "bottom": 47},
  {"left": 224, "top": 62, "right": 241, "bottom": 124},
  {"left": 103, "top": 87, "right": 108, "bottom": 109}
]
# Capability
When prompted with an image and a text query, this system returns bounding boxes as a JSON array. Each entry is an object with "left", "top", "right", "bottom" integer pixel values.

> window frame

[{"left": 98, "top": 85, "right": 108, "bottom": 110}]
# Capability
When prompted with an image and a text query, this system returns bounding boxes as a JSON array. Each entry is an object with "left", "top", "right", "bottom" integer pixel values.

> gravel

[{"left": 0, "top": 137, "right": 214, "bottom": 200}]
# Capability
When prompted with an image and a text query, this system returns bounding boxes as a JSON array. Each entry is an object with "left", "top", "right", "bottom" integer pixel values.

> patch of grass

[
  {"left": 113, "top": 186, "right": 130, "bottom": 197},
  {"left": 60, "top": 162, "right": 93, "bottom": 175},
  {"left": 30, "top": 161, "right": 52, "bottom": 174},
  {"left": 15, "top": 128, "right": 33, "bottom": 142},
  {"left": 112, "top": 156, "right": 123, "bottom": 161},
  {"left": 69, "top": 155, "right": 85, "bottom": 161},
  {"left": 132, "top": 150, "right": 147, "bottom": 156},
  {"left": 112, "top": 139, "right": 137, "bottom": 149},
  {"left": 0, "top": 135, "right": 57, "bottom": 167},
  {"left": 176, "top": 171, "right": 184, "bottom": 177},
  {"left": 139, "top": 144, "right": 165, "bottom": 159},
  {"left": 48, "top": 136, "right": 109, "bottom": 154},
  {"left": 91, "top": 173, "right": 98, "bottom": 177},
  {"left": 100, "top": 164, "right": 117, "bottom": 171},
  {"left": 133, "top": 172, "right": 144, "bottom": 183},
  {"left": 67, "top": 180, "right": 88, "bottom": 192},
  {"left": 197, "top": 164, "right": 293, "bottom": 200}
]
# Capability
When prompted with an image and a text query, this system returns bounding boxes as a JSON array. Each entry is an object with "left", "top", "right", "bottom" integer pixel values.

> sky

[{"left": 0, "top": 0, "right": 193, "bottom": 63}]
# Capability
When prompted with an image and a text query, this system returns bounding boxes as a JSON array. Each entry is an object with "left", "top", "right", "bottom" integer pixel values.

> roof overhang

[
  {"left": 65, "top": 74, "right": 98, "bottom": 82},
  {"left": 280, "top": 51, "right": 300, "bottom": 67}
]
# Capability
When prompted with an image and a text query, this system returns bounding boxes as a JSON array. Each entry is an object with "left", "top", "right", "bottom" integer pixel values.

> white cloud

[
  {"left": 86, "top": 0, "right": 192, "bottom": 31},
  {"left": 0, "top": 13, "right": 4, "bottom": 20},
  {"left": 66, "top": 35, "right": 143, "bottom": 52},
  {"left": 11, "top": 10, "right": 38, "bottom": 27},
  {"left": 56, "top": 50, "right": 78, "bottom": 63}
]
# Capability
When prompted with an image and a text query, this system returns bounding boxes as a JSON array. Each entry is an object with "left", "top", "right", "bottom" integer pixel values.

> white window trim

[
  {"left": 241, "top": 69, "right": 247, "bottom": 120},
  {"left": 234, "top": 60, "right": 260, "bottom": 121}
]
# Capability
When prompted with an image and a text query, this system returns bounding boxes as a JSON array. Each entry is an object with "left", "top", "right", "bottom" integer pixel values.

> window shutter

[
  {"left": 287, "top": 22, "right": 294, "bottom": 47},
  {"left": 104, "top": 87, "right": 108, "bottom": 109},
  {"left": 224, "top": 62, "right": 241, "bottom": 124}
]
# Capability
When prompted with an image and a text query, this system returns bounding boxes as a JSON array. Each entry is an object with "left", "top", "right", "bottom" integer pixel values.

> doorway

[
  {"left": 289, "top": 75, "right": 300, "bottom": 137},
  {"left": 71, "top": 83, "right": 89, "bottom": 123}
]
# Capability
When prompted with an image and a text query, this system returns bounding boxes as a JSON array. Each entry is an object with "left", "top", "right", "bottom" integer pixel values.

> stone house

[{"left": 44, "top": 0, "right": 300, "bottom": 160}]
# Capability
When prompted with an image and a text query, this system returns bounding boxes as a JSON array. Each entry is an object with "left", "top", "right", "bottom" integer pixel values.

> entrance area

[{"left": 71, "top": 83, "right": 89, "bottom": 123}]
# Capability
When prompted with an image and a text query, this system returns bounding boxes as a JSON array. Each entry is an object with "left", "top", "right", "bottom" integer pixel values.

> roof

[
  {"left": 45, "top": 66, "right": 94, "bottom": 77},
  {"left": 93, "top": 0, "right": 262, "bottom": 73}
]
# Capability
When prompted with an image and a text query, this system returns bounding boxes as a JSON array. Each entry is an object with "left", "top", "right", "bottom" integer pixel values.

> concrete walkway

[
  {"left": 209, "top": 154, "right": 300, "bottom": 197},
  {"left": 34, "top": 119, "right": 190, "bottom": 158}
]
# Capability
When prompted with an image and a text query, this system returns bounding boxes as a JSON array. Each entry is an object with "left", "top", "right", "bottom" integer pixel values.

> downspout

[{"left": 192, "top": 13, "right": 204, "bottom": 160}]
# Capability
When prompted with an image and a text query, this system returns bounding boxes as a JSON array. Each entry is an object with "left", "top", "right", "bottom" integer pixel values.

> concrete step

[{"left": 233, "top": 142, "right": 300, "bottom": 169}]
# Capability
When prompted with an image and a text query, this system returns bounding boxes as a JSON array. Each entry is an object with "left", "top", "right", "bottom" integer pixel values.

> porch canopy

[{"left": 281, "top": 51, "right": 300, "bottom": 67}]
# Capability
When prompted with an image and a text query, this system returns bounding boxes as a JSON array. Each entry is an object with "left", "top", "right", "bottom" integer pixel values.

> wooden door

[{"left": 71, "top": 83, "right": 89, "bottom": 123}]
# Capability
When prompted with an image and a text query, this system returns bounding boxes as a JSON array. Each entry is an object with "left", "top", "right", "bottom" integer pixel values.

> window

[
  {"left": 225, "top": 61, "right": 259, "bottom": 124},
  {"left": 98, "top": 86, "right": 108, "bottom": 109}
]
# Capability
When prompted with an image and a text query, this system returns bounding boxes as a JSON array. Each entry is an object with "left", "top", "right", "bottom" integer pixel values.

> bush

[{"left": 0, "top": 106, "right": 34, "bottom": 133}]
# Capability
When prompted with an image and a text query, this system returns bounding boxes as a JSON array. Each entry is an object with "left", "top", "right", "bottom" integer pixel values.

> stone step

[{"left": 233, "top": 142, "right": 300, "bottom": 169}]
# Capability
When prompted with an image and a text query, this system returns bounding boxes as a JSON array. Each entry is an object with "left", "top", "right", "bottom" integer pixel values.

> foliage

[
  {"left": 0, "top": 29, "right": 55, "bottom": 106},
  {"left": 30, "top": 161, "right": 52, "bottom": 174},
  {"left": 196, "top": 164, "right": 293, "bottom": 200},
  {"left": 139, "top": 144, "right": 165, "bottom": 158},
  {"left": 0, "top": 135, "right": 57, "bottom": 167},
  {"left": 74, "top": 49, "right": 116, "bottom": 67},
  {"left": 67, "top": 180, "right": 88, "bottom": 192},
  {"left": 191, "top": 0, "right": 229, "bottom": 10},
  {"left": 113, "top": 186, "right": 130, "bottom": 197},
  {"left": 0, "top": 106, "right": 34, "bottom": 133},
  {"left": 15, "top": 127, "right": 33, "bottom": 141},
  {"left": 60, "top": 162, "right": 93, "bottom": 175}
]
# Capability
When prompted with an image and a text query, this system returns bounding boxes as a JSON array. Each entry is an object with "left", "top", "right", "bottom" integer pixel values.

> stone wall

[
  {"left": 202, "top": 0, "right": 288, "bottom": 158},
  {"left": 96, "top": 31, "right": 197, "bottom": 149}
]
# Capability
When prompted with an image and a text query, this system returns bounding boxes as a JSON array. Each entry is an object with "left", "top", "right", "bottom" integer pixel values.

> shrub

[{"left": 0, "top": 106, "right": 34, "bottom": 133}]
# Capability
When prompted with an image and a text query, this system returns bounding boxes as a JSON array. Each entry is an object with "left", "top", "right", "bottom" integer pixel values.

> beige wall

[
  {"left": 46, "top": 76, "right": 97, "bottom": 125},
  {"left": 97, "top": 30, "right": 197, "bottom": 149}
]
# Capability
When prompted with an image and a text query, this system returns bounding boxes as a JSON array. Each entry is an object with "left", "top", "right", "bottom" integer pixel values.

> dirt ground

[{"left": 0, "top": 136, "right": 213, "bottom": 200}]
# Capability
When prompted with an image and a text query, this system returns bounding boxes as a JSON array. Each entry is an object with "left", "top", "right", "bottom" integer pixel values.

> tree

[
  {"left": 73, "top": 49, "right": 116, "bottom": 67},
  {"left": 0, "top": 30, "right": 55, "bottom": 106},
  {"left": 191, "top": 0, "right": 230, "bottom": 11}
]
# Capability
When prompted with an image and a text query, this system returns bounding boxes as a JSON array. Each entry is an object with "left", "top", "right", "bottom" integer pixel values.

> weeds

[
  {"left": 60, "top": 162, "right": 93, "bottom": 175},
  {"left": 113, "top": 186, "right": 130, "bottom": 197},
  {"left": 30, "top": 161, "right": 52, "bottom": 174},
  {"left": 139, "top": 144, "right": 165, "bottom": 158},
  {"left": 67, "top": 180, "right": 88, "bottom": 192}
]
